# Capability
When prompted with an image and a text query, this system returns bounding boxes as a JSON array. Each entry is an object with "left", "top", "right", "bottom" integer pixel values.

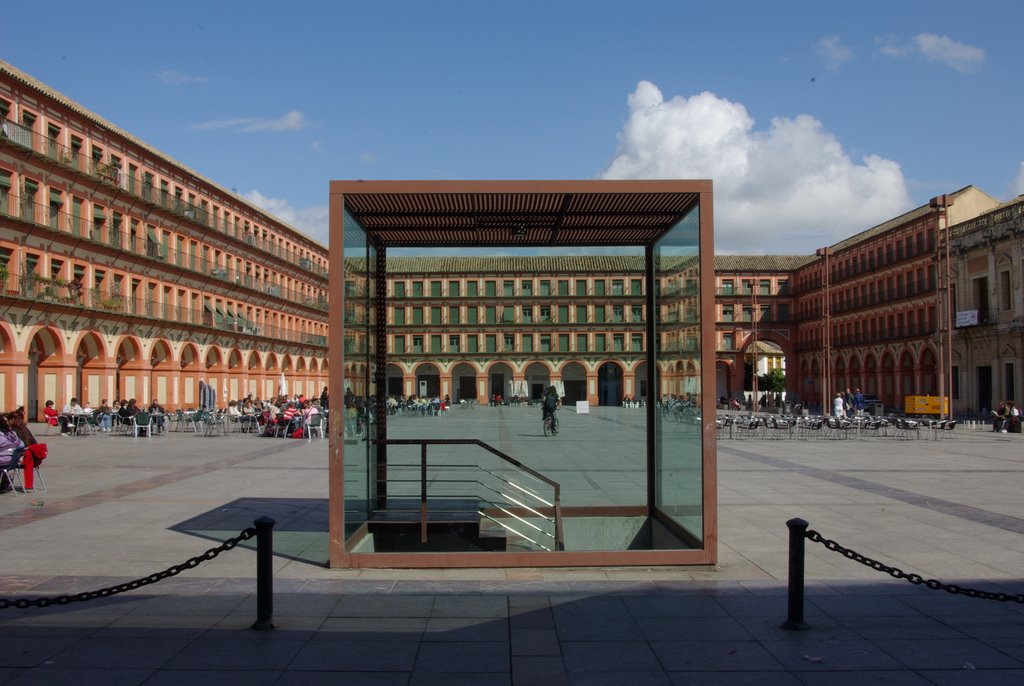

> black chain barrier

[
  {"left": 805, "top": 528, "right": 1024, "bottom": 603},
  {"left": 0, "top": 526, "right": 257, "bottom": 610}
]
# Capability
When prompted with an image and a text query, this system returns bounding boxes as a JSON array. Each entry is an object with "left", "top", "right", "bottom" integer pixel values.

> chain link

[
  {"left": 0, "top": 527, "right": 257, "bottom": 610},
  {"left": 805, "top": 529, "right": 1024, "bottom": 603}
]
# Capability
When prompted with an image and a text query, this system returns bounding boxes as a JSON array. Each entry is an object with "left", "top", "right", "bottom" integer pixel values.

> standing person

[
  {"left": 844, "top": 388, "right": 855, "bottom": 418},
  {"left": 833, "top": 393, "right": 845, "bottom": 419},
  {"left": 319, "top": 386, "right": 329, "bottom": 411},
  {"left": 541, "top": 385, "right": 561, "bottom": 435},
  {"left": 853, "top": 388, "right": 866, "bottom": 416}
]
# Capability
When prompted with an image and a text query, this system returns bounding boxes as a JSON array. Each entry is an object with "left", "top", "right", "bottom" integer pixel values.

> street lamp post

[
  {"left": 930, "top": 194, "right": 955, "bottom": 421},
  {"left": 752, "top": 284, "right": 759, "bottom": 411}
]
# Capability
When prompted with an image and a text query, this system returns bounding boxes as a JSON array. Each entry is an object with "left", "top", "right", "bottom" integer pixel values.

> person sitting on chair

[
  {"left": 59, "top": 397, "right": 83, "bottom": 436},
  {"left": 43, "top": 400, "right": 60, "bottom": 429},
  {"left": 0, "top": 414, "right": 26, "bottom": 493}
]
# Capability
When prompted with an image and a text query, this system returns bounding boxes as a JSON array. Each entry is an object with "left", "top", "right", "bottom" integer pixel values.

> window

[
  {"left": 631, "top": 334, "right": 643, "bottom": 352},
  {"left": 430, "top": 281, "right": 442, "bottom": 297},
  {"left": 612, "top": 279, "right": 624, "bottom": 295},
  {"left": 486, "top": 306, "right": 496, "bottom": 324},
  {"left": 431, "top": 335, "right": 442, "bottom": 354},
  {"left": 412, "top": 281, "right": 423, "bottom": 297},
  {"left": 576, "top": 334, "right": 588, "bottom": 352},
  {"left": 486, "top": 335, "right": 497, "bottom": 353},
  {"left": 594, "top": 306, "right": 606, "bottom": 323},
  {"left": 576, "top": 305, "right": 587, "bottom": 323},
  {"left": 467, "top": 335, "right": 479, "bottom": 353},
  {"left": 557, "top": 305, "right": 568, "bottom": 323},
  {"left": 394, "top": 281, "right": 406, "bottom": 297},
  {"left": 973, "top": 277, "right": 989, "bottom": 322},
  {"left": 558, "top": 334, "right": 569, "bottom": 352},
  {"left": 466, "top": 281, "right": 478, "bottom": 297},
  {"left": 540, "top": 306, "right": 551, "bottom": 322},
  {"left": 449, "top": 335, "right": 460, "bottom": 352},
  {"left": 430, "top": 307, "right": 441, "bottom": 325},
  {"left": 393, "top": 336, "right": 406, "bottom": 354},
  {"left": 1000, "top": 271, "right": 1011, "bottom": 310},
  {"left": 760, "top": 279, "right": 771, "bottom": 295},
  {"left": 575, "top": 279, "right": 587, "bottom": 295},
  {"left": 522, "top": 306, "right": 533, "bottom": 324},
  {"left": 412, "top": 307, "right": 423, "bottom": 324},
  {"left": 449, "top": 306, "right": 460, "bottom": 324},
  {"left": 485, "top": 280, "right": 496, "bottom": 297},
  {"left": 503, "top": 280, "right": 514, "bottom": 297},
  {"left": 613, "top": 334, "right": 624, "bottom": 352},
  {"left": 632, "top": 305, "right": 643, "bottom": 322},
  {"left": 449, "top": 281, "right": 460, "bottom": 297},
  {"left": 521, "top": 280, "right": 532, "bottom": 295},
  {"left": 593, "top": 280, "right": 606, "bottom": 296},
  {"left": 631, "top": 279, "right": 642, "bottom": 295},
  {"left": 539, "top": 280, "right": 551, "bottom": 296},
  {"left": 721, "top": 304, "right": 734, "bottom": 322},
  {"left": 503, "top": 306, "right": 515, "bottom": 323},
  {"left": 467, "top": 307, "right": 478, "bottom": 325},
  {"left": 558, "top": 280, "right": 569, "bottom": 296},
  {"left": 539, "top": 335, "right": 550, "bottom": 352},
  {"left": 504, "top": 334, "right": 515, "bottom": 352},
  {"left": 722, "top": 333, "right": 734, "bottom": 350},
  {"left": 613, "top": 305, "right": 624, "bottom": 322},
  {"left": 595, "top": 334, "right": 606, "bottom": 352},
  {"left": 393, "top": 308, "right": 405, "bottom": 325}
]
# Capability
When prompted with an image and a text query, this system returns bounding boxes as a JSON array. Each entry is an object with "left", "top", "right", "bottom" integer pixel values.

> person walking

[
  {"left": 833, "top": 392, "right": 845, "bottom": 419},
  {"left": 541, "top": 385, "right": 561, "bottom": 435}
]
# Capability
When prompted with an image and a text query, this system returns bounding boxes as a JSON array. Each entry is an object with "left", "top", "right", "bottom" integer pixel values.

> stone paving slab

[{"left": 1, "top": 408, "right": 1022, "bottom": 682}]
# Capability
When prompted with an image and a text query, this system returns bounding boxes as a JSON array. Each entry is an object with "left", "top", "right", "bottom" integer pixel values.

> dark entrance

[
  {"left": 598, "top": 362, "right": 622, "bottom": 406},
  {"left": 977, "top": 365, "right": 992, "bottom": 413}
]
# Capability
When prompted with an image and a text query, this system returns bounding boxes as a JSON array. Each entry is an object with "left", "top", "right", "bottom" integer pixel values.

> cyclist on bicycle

[{"left": 542, "top": 385, "right": 560, "bottom": 435}]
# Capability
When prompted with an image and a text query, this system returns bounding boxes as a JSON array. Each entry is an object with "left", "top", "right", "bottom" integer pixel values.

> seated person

[
  {"left": 281, "top": 403, "right": 301, "bottom": 432},
  {"left": 43, "top": 400, "right": 60, "bottom": 428},
  {"left": 96, "top": 399, "right": 114, "bottom": 432},
  {"left": 0, "top": 414, "right": 26, "bottom": 493},
  {"left": 59, "top": 397, "right": 83, "bottom": 435},
  {"left": 147, "top": 400, "right": 166, "bottom": 433}
]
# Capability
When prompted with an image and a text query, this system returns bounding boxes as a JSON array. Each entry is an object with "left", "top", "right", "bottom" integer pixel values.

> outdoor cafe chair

[
  {"left": 305, "top": 413, "right": 325, "bottom": 440},
  {"left": 0, "top": 447, "right": 26, "bottom": 495},
  {"left": 133, "top": 411, "right": 154, "bottom": 438}
]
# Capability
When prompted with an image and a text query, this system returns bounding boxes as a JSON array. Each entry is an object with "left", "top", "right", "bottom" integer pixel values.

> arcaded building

[{"left": 0, "top": 60, "right": 329, "bottom": 417}]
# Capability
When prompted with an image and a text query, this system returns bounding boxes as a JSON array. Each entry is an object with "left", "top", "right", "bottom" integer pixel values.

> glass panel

[
  {"left": 654, "top": 205, "right": 703, "bottom": 543},
  {"left": 341, "top": 206, "right": 377, "bottom": 544}
]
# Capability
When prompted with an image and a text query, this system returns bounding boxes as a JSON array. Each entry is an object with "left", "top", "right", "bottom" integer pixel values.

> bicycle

[{"left": 543, "top": 413, "right": 558, "bottom": 437}]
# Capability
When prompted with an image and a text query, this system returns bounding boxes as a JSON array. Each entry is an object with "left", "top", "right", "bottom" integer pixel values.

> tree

[{"left": 759, "top": 368, "right": 786, "bottom": 394}]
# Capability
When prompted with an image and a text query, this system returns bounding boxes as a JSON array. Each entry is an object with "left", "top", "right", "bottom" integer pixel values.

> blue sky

[{"left": 4, "top": 1, "right": 1022, "bottom": 254}]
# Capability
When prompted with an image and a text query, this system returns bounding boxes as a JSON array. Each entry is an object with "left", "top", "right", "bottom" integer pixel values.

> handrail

[{"left": 374, "top": 438, "right": 564, "bottom": 551}]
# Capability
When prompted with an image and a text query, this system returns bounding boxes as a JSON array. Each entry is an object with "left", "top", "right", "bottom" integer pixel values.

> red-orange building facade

[{"left": 0, "top": 60, "right": 329, "bottom": 418}]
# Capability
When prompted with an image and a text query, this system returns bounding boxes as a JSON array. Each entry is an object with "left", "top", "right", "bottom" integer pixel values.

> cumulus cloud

[
  {"left": 156, "top": 69, "right": 208, "bottom": 86},
  {"left": 601, "top": 81, "right": 911, "bottom": 254},
  {"left": 244, "top": 190, "right": 328, "bottom": 245},
  {"left": 879, "top": 33, "right": 984, "bottom": 74},
  {"left": 815, "top": 36, "right": 853, "bottom": 72},
  {"left": 1014, "top": 163, "right": 1024, "bottom": 196},
  {"left": 192, "top": 110, "right": 308, "bottom": 133}
]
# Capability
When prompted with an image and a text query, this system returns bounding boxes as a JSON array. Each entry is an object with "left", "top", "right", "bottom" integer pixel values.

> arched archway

[
  {"left": 115, "top": 336, "right": 145, "bottom": 403},
  {"left": 899, "top": 349, "right": 915, "bottom": 400},
  {"left": 450, "top": 362, "right": 477, "bottom": 402},
  {"left": 413, "top": 362, "right": 440, "bottom": 398},
  {"left": 849, "top": 354, "right": 862, "bottom": 395},
  {"left": 386, "top": 363, "right": 405, "bottom": 398},
  {"left": 27, "top": 327, "right": 67, "bottom": 420},
  {"left": 148, "top": 339, "right": 173, "bottom": 408},
  {"left": 881, "top": 352, "right": 896, "bottom": 407},
  {"left": 74, "top": 332, "right": 107, "bottom": 407},
  {"left": 919, "top": 347, "right": 937, "bottom": 396},
  {"left": 560, "top": 361, "right": 587, "bottom": 404},
  {"left": 598, "top": 361, "right": 623, "bottom": 406},
  {"left": 523, "top": 361, "right": 551, "bottom": 400},
  {"left": 179, "top": 342, "right": 201, "bottom": 407},
  {"left": 864, "top": 354, "right": 878, "bottom": 397},
  {"left": 485, "top": 362, "right": 514, "bottom": 403}
]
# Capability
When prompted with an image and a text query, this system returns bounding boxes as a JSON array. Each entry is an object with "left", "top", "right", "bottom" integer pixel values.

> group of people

[
  {"left": 833, "top": 388, "right": 866, "bottom": 418},
  {"left": 992, "top": 400, "right": 1020, "bottom": 433},
  {"left": 42, "top": 398, "right": 167, "bottom": 435},
  {"left": 0, "top": 407, "right": 47, "bottom": 494}
]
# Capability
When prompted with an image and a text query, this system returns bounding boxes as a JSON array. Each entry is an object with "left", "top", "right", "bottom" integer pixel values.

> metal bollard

[
  {"left": 781, "top": 518, "right": 810, "bottom": 630},
  {"left": 251, "top": 516, "right": 276, "bottom": 630}
]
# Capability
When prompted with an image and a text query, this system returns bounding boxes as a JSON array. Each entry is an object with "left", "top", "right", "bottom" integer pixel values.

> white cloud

[
  {"left": 914, "top": 33, "right": 985, "bottom": 74},
  {"left": 192, "top": 110, "right": 308, "bottom": 133},
  {"left": 601, "top": 81, "right": 911, "bottom": 254},
  {"left": 156, "top": 69, "right": 208, "bottom": 86},
  {"left": 815, "top": 36, "right": 853, "bottom": 72},
  {"left": 244, "top": 190, "right": 328, "bottom": 245},
  {"left": 879, "top": 33, "right": 984, "bottom": 74},
  {"left": 1014, "top": 163, "right": 1024, "bottom": 196}
]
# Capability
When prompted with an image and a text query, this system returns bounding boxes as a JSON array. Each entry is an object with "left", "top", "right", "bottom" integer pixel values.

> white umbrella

[
  {"left": 554, "top": 381, "right": 565, "bottom": 397},
  {"left": 278, "top": 372, "right": 288, "bottom": 397},
  {"left": 517, "top": 380, "right": 529, "bottom": 397}
]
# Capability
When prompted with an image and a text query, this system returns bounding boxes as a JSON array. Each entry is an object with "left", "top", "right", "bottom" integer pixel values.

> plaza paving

[{"left": 0, "top": 406, "right": 1022, "bottom": 684}]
